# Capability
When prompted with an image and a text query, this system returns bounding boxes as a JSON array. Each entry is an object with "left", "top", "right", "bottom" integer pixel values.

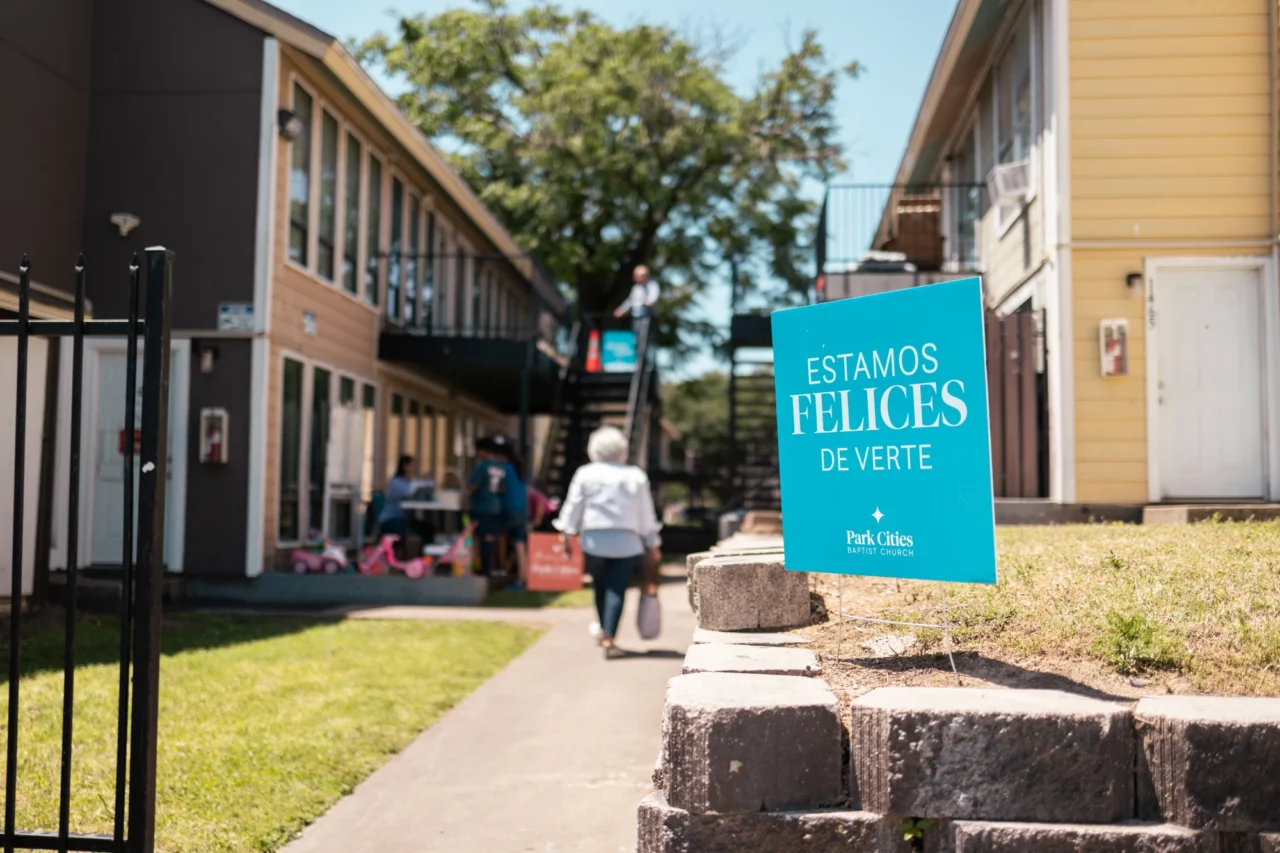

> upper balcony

[
  {"left": 378, "top": 249, "right": 569, "bottom": 415},
  {"left": 815, "top": 183, "right": 987, "bottom": 302}
]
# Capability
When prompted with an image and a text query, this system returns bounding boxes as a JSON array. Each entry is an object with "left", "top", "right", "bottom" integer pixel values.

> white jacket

[{"left": 553, "top": 462, "right": 663, "bottom": 547}]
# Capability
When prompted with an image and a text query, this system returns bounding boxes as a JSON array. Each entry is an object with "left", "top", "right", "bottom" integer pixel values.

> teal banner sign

[
  {"left": 771, "top": 277, "right": 997, "bottom": 584},
  {"left": 602, "top": 330, "right": 638, "bottom": 373}
]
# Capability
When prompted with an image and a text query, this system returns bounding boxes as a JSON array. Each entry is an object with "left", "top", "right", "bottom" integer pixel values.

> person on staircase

[
  {"left": 553, "top": 425, "right": 662, "bottom": 659},
  {"left": 613, "top": 264, "right": 659, "bottom": 336}
]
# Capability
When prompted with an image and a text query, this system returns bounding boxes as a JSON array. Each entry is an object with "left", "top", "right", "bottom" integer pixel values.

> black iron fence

[
  {"left": 817, "top": 183, "right": 987, "bottom": 275},
  {"left": 1, "top": 249, "right": 172, "bottom": 852}
]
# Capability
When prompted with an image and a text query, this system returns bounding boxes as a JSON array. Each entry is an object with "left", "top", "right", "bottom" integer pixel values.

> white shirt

[
  {"left": 620, "top": 281, "right": 659, "bottom": 318},
  {"left": 553, "top": 462, "right": 663, "bottom": 555}
]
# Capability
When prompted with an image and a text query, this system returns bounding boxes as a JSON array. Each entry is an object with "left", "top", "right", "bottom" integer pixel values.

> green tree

[{"left": 359, "top": 2, "right": 859, "bottom": 352}]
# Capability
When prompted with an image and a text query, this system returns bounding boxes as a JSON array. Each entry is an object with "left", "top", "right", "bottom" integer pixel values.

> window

[
  {"left": 424, "top": 212, "right": 436, "bottom": 330},
  {"left": 366, "top": 155, "right": 382, "bottom": 305},
  {"left": 317, "top": 110, "right": 339, "bottom": 280},
  {"left": 279, "top": 358, "right": 304, "bottom": 541},
  {"left": 406, "top": 196, "right": 420, "bottom": 327},
  {"left": 342, "top": 134, "right": 362, "bottom": 294},
  {"left": 406, "top": 400, "right": 421, "bottom": 468},
  {"left": 387, "top": 393, "right": 404, "bottom": 481},
  {"left": 421, "top": 405, "right": 435, "bottom": 480},
  {"left": 454, "top": 251, "right": 467, "bottom": 329},
  {"left": 952, "top": 127, "right": 980, "bottom": 269},
  {"left": 388, "top": 178, "right": 404, "bottom": 321},
  {"left": 360, "top": 383, "right": 376, "bottom": 505},
  {"left": 328, "top": 377, "right": 357, "bottom": 542},
  {"left": 471, "top": 261, "right": 482, "bottom": 333},
  {"left": 309, "top": 367, "right": 331, "bottom": 539},
  {"left": 997, "top": 21, "right": 1032, "bottom": 165},
  {"left": 288, "top": 84, "right": 313, "bottom": 266}
]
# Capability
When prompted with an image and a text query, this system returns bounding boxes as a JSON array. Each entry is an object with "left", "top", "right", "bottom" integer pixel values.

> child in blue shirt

[
  {"left": 494, "top": 440, "right": 529, "bottom": 589},
  {"left": 468, "top": 438, "right": 508, "bottom": 575}
]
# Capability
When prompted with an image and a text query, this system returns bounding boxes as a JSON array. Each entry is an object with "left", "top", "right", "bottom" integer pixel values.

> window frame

[
  {"left": 316, "top": 108, "right": 340, "bottom": 282},
  {"left": 365, "top": 150, "right": 385, "bottom": 307},
  {"left": 286, "top": 79, "right": 316, "bottom": 271},
  {"left": 276, "top": 348, "right": 378, "bottom": 550},
  {"left": 387, "top": 174, "right": 406, "bottom": 323}
]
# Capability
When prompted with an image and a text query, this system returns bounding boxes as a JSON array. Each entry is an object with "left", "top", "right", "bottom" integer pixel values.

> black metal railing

[
  {"left": 624, "top": 314, "right": 656, "bottom": 463},
  {"left": 1, "top": 249, "right": 172, "bottom": 853},
  {"left": 817, "top": 183, "right": 987, "bottom": 274},
  {"left": 374, "top": 247, "right": 568, "bottom": 348}
]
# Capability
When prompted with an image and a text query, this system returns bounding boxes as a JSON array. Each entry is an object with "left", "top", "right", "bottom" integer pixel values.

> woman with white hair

[{"left": 554, "top": 425, "right": 662, "bottom": 658}]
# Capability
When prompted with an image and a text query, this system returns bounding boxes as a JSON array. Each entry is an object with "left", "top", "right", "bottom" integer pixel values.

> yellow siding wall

[{"left": 1068, "top": 0, "right": 1274, "bottom": 503}]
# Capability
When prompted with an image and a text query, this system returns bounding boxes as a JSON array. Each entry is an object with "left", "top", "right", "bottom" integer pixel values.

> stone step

[
  {"left": 1136, "top": 696, "right": 1280, "bottom": 832},
  {"left": 681, "top": 643, "right": 821, "bottom": 677},
  {"left": 952, "top": 820, "right": 1204, "bottom": 853},
  {"left": 660, "top": 672, "right": 841, "bottom": 814},
  {"left": 687, "top": 553, "right": 809, "bottom": 631},
  {"left": 638, "top": 791, "right": 908, "bottom": 853},
  {"left": 691, "top": 627, "right": 810, "bottom": 646},
  {"left": 852, "top": 687, "right": 1133, "bottom": 823}
]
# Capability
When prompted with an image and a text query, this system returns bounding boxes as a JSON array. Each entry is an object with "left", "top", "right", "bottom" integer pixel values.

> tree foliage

[{"left": 359, "top": 1, "right": 859, "bottom": 351}]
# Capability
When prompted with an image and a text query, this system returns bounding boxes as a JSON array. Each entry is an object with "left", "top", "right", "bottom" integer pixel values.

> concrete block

[
  {"left": 661, "top": 673, "right": 841, "bottom": 814},
  {"left": 741, "top": 510, "right": 784, "bottom": 535},
  {"left": 682, "top": 643, "right": 821, "bottom": 677},
  {"left": 852, "top": 687, "right": 1134, "bottom": 823},
  {"left": 1136, "top": 696, "right": 1280, "bottom": 832},
  {"left": 637, "top": 791, "right": 903, "bottom": 853},
  {"left": 690, "top": 553, "right": 810, "bottom": 631},
  {"left": 952, "top": 821, "right": 1206, "bottom": 853},
  {"left": 691, "top": 628, "right": 810, "bottom": 646}
]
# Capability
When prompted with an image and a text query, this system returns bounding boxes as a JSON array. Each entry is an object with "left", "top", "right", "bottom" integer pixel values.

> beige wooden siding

[
  {"left": 1067, "top": 0, "right": 1274, "bottom": 503},
  {"left": 980, "top": 194, "right": 1045, "bottom": 308}
]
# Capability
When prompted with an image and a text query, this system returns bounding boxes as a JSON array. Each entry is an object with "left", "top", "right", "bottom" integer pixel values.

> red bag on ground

[{"left": 527, "top": 532, "right": 585, "bottom": 592}]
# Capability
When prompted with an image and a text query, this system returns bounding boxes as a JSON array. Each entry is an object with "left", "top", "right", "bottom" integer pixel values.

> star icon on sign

[{"left": 872, "top": 508, "right": 884, "bottom": 523}]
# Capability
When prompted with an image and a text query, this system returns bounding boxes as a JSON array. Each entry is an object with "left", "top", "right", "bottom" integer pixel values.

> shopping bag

[
  {"left": 637, "top": 590, "right": 662, "bottom": 640},
  {"left": 527, "top": 532, "right": 584, "bottom": 592}
]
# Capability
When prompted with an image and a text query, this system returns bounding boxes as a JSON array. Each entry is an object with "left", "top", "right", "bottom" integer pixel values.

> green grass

[
  {"left": 0, "top": 615, "right": 541, "bottom": 852},
  {"left": 482, "top": 588, "right": 595, "bottom": 609},
  {"left": 882, "top": 521, "right": 1280, "bottom": 694}
]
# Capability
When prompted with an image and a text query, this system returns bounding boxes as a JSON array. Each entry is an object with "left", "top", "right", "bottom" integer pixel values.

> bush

[{"left": 1092, "top": 611, "right": 1181, "bottom": 675}]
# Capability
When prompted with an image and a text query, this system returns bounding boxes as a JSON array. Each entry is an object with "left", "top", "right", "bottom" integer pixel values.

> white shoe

[{"left": 588, "top": 621, "right": 602, "bottom": 640}]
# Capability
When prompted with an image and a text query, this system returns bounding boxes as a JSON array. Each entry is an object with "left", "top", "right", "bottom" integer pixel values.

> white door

[
  {"left": 88, "top": 350, "right": 184, "bottom": 567},
  {"left": 1157, "top": 267, "right": 1266, "bottom": 499}
]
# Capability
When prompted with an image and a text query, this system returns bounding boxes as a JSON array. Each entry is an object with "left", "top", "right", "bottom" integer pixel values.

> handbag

[{"left": 637, "top": 589, "right": 662, "bottom": 640}]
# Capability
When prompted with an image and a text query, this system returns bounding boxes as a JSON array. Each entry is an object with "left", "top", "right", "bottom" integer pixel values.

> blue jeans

[{"left": 587, "top": 553, "right": 641, "bottom": 639}]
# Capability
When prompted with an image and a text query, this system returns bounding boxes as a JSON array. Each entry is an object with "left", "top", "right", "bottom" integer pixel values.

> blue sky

[{"left": 273, "top": 0, "right": 957, "bottom": 375}]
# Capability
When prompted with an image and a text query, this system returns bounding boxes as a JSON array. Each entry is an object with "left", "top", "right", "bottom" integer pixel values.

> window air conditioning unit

[{"left": 987, "top": 159, "right": 1031, "bottom": 206}]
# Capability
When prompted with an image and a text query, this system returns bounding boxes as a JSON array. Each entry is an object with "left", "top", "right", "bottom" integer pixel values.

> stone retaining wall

[{"left": 644, "top": 545, "right": 1280, "bottom": 852}]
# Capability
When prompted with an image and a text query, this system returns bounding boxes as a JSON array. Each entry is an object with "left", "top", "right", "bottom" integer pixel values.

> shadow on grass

[
  {"left": 830, "top": 651, "right": 1134, "bottom": 703},
  {"left": 0, "top": 611, "right": 339, "bottom": 682}
]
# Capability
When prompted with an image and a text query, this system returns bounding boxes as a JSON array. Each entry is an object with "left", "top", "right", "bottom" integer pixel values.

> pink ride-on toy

[
  {"left": 358, "top": 535, "right": 432, "bottom": 579},
  {"left": 289, "top": 535, "right": 349, "bottom": 575}
]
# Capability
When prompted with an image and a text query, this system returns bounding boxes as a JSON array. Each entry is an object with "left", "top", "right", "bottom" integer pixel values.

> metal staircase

[{"left": 540, "top": 315, "right": 661, "bottom": 501}]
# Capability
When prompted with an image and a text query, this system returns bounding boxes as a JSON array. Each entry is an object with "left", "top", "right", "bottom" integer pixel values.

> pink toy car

[{"left": 289, "top": 540, "right": 349, "bottom": 575}]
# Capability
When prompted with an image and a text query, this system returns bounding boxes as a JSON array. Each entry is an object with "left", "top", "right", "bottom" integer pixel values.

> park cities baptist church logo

[{"left": 846, "top": 506, "right": 915, "bottom": 558}]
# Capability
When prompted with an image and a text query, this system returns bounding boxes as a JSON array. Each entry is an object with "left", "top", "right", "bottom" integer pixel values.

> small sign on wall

[
  {"left": 1100, "top": 319, "right": 1128, "bottom": 377},
  {"left": 217, "top": 303, "right": 253, "bottom": 332},
  {"left": 302, "top": 310, "right": 317, "bottom": 337}
]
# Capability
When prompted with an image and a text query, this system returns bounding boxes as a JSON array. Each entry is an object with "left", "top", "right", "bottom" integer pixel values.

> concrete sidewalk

[{"left": 282, "top": 573, "right": 693, "bottom": 853}]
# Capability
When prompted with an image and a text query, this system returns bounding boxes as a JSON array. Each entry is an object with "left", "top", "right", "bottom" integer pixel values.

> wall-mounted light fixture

[
  {"left": 277, "top": 108, "right": 305, "bottom": 140},
  {"left": 110, "top": 212, "right": 141, "bottom": 237},
  {"left": 1125, "top": 272, "right": 1143, "bottom": 289}
]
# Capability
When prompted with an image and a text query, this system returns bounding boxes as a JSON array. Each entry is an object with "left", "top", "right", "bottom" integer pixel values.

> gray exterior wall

[
  {"left": 184, "top": 338, "right": 253, "bottom": 576},
  {"left": 81, "top": 0, "right": 266, "bottom": 576},
  {"left": 82, "top": 0, "right": 265, "bottom": 330},
  {"left": 0, "top": 1, "right": 94, "bottom": 288}
]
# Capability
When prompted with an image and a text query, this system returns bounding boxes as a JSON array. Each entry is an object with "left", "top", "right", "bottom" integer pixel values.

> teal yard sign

[{"left": 770, "top": 277, "right": 997, "bottom": 584}]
